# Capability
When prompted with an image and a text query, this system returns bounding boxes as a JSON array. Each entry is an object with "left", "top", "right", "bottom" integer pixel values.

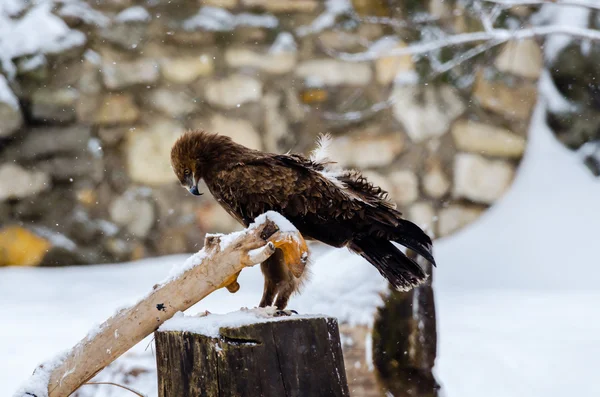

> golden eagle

[{"left": 171, "top": 131, "right": 435, "bottom": 310}]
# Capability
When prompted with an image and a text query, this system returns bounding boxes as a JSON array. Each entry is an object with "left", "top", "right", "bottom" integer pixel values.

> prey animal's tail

[{"left": 348, "top": 217, "right": 435, "bottom": 291}]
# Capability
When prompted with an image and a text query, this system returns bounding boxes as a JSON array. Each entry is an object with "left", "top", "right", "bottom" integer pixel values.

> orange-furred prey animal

[{"left": 171, "top": 131, "right": 436, "bottom": 310}]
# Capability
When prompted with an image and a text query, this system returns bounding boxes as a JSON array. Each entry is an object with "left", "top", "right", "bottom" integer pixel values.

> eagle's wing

[
  {"left": 211, "top": 153, "right": 435, "bottom": 266},
  {"left": 211, "top": 154, "right": 366, "bottom": 226}
]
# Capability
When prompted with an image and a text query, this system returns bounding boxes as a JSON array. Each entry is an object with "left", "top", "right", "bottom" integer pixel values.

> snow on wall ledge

[{"left": 0, "top": 1, "right": 86, "bottom": 77}]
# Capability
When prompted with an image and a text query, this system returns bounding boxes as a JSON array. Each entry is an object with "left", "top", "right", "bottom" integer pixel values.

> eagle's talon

[{"left": 274, "top": 309, "right": 297, "bottom": 317}]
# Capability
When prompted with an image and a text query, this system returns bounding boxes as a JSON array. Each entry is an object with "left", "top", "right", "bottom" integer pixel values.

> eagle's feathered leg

[
  {"left": 273, "top": 279, "right": 296, "bottom": 311},
  {"left": 258, "top": 248, "right": 306, "bottom": 310}
]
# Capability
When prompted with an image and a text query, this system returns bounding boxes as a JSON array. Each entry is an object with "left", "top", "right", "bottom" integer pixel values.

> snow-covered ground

[
  {"left": 4, "top": 101, "right": 599, "bottom": 397},
  {"left": 432, "top": 102, "right": 600, "bottom": 397}
]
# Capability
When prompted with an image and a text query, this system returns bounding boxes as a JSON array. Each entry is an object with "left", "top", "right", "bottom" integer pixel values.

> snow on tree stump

[{"left": 155, "top": 309, "right": 350, "bottom": 397}]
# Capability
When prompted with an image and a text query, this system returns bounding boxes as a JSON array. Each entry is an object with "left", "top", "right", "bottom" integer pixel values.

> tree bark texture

[
  {"left": 155, "top": 317, "right": 350, "bottom": 397},
  {"left": 372, "top": 251, "right": 439, "bottom": 397}
]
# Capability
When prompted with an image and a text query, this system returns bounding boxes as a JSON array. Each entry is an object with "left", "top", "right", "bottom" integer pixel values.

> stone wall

[{"left": 0, "top": 0, "right": 542, "bottom": 267}]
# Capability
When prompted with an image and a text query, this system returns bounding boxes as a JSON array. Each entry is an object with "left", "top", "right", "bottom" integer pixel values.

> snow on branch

[
  {"left": 13, "top": 212, "right": 308, "bottom": 397},
  {"left": 481, "top": 0, "right": 600, "bottom": 12},
  {"left": 322, "top": 25, "right": 600, "bottom": 62}
]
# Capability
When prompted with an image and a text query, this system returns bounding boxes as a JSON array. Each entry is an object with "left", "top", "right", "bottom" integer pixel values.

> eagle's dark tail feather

[
  {"left": 390, "top": 218, "right": 436, "bottom": 267},
  {"left": 349, "top": 237, "right": 428, "bottom": 291}
]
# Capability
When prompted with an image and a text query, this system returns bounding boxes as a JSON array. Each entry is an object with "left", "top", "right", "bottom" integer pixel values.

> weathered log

[
  {"left": 14, "top": 212, "right": 308, "bottom": 397},
  {"left": 155, "top": 313, "right": 350, "bottom": 397}
]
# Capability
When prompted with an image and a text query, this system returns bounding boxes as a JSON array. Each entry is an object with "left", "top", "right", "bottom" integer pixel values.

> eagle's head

[
  {"left": 171, "top": 130, "right": 244, "bottom": 196},
  {"left": 170, "top": 131, "right": 209, "bottom": 196}
]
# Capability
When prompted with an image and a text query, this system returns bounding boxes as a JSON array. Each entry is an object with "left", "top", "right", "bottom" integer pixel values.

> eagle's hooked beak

[
  {"left": 189, "top": 185, "right": 202, "bottom": 196},
  {"left": 188, "top": 173, "right": 203, "bottom": 196}
]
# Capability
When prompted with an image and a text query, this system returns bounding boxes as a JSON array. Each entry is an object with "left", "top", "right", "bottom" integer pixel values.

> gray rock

[
  {"left": 94, "top": 94, "right": 140, "bottom": 125},
  {"left": 453, "top": 153, "right": 515, "bottom": 204},
  {"left": 0, "top": 199, "right": 10, "bottom": 220},
  {"left": 473, "top": 71, "right": 537, "bottom": 121},
  {"left": 126, "top": 119, "right": 184, "bottom": 185},
  {"left": 317, "top": 31, "right": 365, "bottom": 52},
  {"left": 100, "top": 13, "right": 149, "bottom": 50},
  {"left": 102, "top": 59, "right": 159, "bottom": 90},
  {"left": 225, "top": 48, "right": 297, "bottom": 74},
  {"left": 97, "top": 126, "right": 129, "bottom": 147},
  {"left": 70, "top": 210, "right": 119, "bottom": 245},
  {"left": 262, "top": 93, "right": 288, "bottom": 152},
  {"left": 0, "top": 76, "right": 23, "bottom": 137},
  {"left": 327, "top": 133, "right": 404, "bottom": 169},
  {"left": 295, "top": 60, "right": 372, "bottom": 86},
  {"left": 284, "top": 87, "right": 305, "bottom": 123},
  {"left": 438, "top": 204, "right": 484, "bottom": 237},
  {"left": 428, "top": 0, "right": 452, "bottom": 19},
  {"left": 104, "top": 237, "right": 134, "bottom": 262},
  {"left": 210, "top": 114, "right": 263, "bottom": 150},
  {"left": 16, "top": 125, "right": 91, "bottom": 160},
  {"left": 205, "top": 74, "right": 262, "bottom": 109},
  {"left": 161, "top": 56, "right": 214, "bottom": 84},
  {"left": 12, "top": 187, "right": 73, "bottom": 221},
  {"left": 0, "top": 163, "right": 51, "bottom": 201},
  {"left": 149, "top": 89, "right": 198, "bottom": 117},
  {"left": 203, "top": 0, "right": 238, "bottom": 8},
  {"left": 241, "top": 0, "right": 318, "bottom": 12},
  {"left": 392, "top": 85, "right": 465, "bottom": 143},
  {"left": 109, "top": 189, "right": 155, "bottom": 238},
  {"left": 39, "top": 246, "right": 96, "bottom": 267},
  {"left": 494, "top": 39, "right": 542, "bottom": 80},
  {"left": 408, "top": 202, "right": 436, "bottom": 237},
  {"left": 36, "top": 156, "right": 99, "bottom": 181},
  {"left": 422, "top": 160, "right": 450, "bottom": 199},
  {"left": 388, "top": 170, "right": 419, "bottom": 205},
  {"left": 16, "top": 54, "right": 48, "bottom": 81},
  {"left": 375, "top": 41, "right": 415, "bottom": 85},
  {"left": 451, "top": 120, "right": 526, "bottom": 158},
  {"left": 31, "top": 88, "right": 79, "bottom": 123},
  {"left": 195, "top": 201, "right": 243, "bottom": 234},
  {"left": 0, "top": 103, "right": 23, "bottom": 138}
]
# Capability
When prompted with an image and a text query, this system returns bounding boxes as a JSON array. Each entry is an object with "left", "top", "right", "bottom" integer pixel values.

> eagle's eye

[{"left": 184, "top": 169, "right": 191, "bottom": 176}]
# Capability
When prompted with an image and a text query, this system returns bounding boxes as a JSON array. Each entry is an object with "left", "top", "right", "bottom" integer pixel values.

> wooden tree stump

[
  {"left": 155, "top": 314, "right": 350, "bottom": 397},
  {"left": 373, "top": 250, "right": 439, "bottom": 397}
]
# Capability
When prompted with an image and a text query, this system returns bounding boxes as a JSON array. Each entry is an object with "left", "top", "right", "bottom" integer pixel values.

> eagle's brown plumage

[{"left": 171, "top": 131, "right": 436, "bottom": 309}]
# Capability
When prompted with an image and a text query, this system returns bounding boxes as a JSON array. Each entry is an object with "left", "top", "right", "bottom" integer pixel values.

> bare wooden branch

[
  {"left": 473, "top": 0, "right": 496, "bottom": 33},
  {"left": 82, "top": 382, "right": 146, "bottom": 397},
  {"left": 323, "top": 25, "right": 600, "bottom": 62},
  {"left": 354, "top": 13, "right": 451, "bottom": 29},
  {"left": 15, "top": 215, "right": 308, "bottom": 397},
  {"left": 482, "top": 0, "right": 600, "bottom": 12},
  {"left": 431, "top": 39, "right": 501, "bottom": 77}
]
